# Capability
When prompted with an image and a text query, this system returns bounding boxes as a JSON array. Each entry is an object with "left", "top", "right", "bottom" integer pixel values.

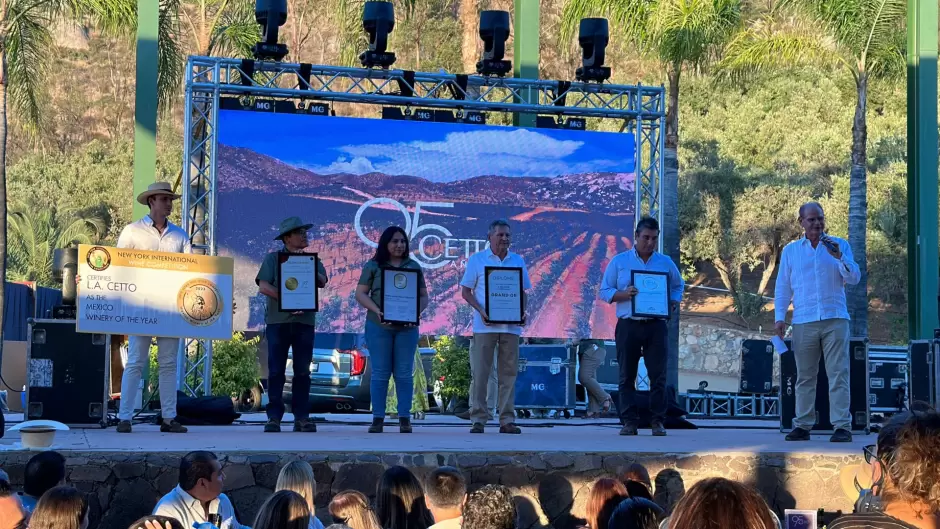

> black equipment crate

[
  {"left": 515, "top": 344, "right": 576, "bottom": 413},
  {"left": 26, "top": 319, "right": 110, "bottom": 428},
  {"left": 779, "top": 337, "right": 870, "bottom": 434},
  {"left": 740, "top": 339, "right": 775, "bottom": 394},
  {"left": 867, "top": 345, "right": 909, "bottom": 414},
  {"left": 908, "top": 338, "right": 939, "bottom": 409}
]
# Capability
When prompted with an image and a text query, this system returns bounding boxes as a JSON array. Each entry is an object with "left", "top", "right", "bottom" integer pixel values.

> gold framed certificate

[
  {"left": 278, "top": 252, "right": 319, "bottom": 312},
  {"left": 484, "top": 266, "right": 524, "bottom": 324}
]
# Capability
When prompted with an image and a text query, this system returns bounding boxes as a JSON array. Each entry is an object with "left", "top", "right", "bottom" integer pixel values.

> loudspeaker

[
  {"left": 779, "top": 338, "right": 870, "bottom": 434},
  {"left": 26, "top": 319, "right": 109, "bottom": 427},
  {"left": 740, "top": 339, "right": 774, "bottom": 394}
]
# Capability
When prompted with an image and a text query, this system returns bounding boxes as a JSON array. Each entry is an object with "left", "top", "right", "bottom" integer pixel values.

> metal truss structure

[{"left": 178, "top": 55, "right": 665, "bottom": 396}]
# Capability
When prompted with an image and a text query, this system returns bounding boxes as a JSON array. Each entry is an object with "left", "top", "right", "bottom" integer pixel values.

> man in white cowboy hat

[
  {"left": 255, "top": 216, "right": 328, "bottom": 433},
  {"left": 115, "top": 182, "right": 191, "bottom": 433}
]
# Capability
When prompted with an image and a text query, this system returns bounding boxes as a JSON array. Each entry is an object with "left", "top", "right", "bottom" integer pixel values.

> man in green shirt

[{"left": 255, "top": 217, "right": 328, "bottom": 433}]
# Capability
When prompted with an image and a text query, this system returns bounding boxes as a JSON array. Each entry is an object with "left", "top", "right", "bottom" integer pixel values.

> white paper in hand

[{"left": 771, "top": 336, "right": 788, "bottom": 355}]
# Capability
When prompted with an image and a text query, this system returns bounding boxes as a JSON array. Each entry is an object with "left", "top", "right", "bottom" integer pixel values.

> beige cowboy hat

[
  {"left": 136, "top": 182, "right": 182, "bottom": 206},
  {"left": 275, "top": 216, "right": 314, "bottom": 240},
  {"left": 840, "top": 463, "right": 876, "bottom": 502}
]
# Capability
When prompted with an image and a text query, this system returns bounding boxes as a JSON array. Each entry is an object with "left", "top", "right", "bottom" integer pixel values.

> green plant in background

[
  {"left": 148, "top": 332, "right": 261, "bottom": 400},
  {"left": 430, "top": 335, "right": 470, "bottom": 402}
]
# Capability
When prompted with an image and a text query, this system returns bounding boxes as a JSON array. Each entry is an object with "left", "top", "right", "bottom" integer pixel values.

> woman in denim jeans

[{"left": 355, "top": 226, "right": 428, "bottom": 433}]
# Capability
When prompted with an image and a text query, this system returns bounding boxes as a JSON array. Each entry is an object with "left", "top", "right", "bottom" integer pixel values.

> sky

[{"left": 218, "top": 110, "right": 636, "bottom": 182}]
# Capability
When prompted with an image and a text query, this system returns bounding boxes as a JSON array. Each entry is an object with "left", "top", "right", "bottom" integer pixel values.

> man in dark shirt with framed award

[
  {"left": 599, "top": 217, "right": 684, "bottom": 437},
  {"left": 256, "top": 216, "right": 328, "bottom": 433}
]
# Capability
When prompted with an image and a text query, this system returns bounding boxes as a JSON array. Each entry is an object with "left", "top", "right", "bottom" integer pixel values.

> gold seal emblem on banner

[
  {"left": 177, "top": 278, "right": 223, "bottom": 326},
  {"left": 86, "top": 246, "right": 112, "bottom": 272}
]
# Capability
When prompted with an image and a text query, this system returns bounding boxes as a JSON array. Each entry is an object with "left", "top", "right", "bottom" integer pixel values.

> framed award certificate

[
  {"left": 278, "top": 252, "right": 319, "bottom": 312},
  {"left": 484, "top": 267, "right": 524, "bottom": 324},
  {"left": 380, "top": 267, "right": 420, "bottom": 325},
  {"left": 631, "top": 270, "right": 670, "bottom": 318}
]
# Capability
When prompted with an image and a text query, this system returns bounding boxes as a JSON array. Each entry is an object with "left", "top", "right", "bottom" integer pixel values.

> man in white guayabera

[
  {"left": 460, "top": 219, "right": 531, "bottom": 435},
  {"left": 774, "top": 201, "right": 861, "bottom": 443}
]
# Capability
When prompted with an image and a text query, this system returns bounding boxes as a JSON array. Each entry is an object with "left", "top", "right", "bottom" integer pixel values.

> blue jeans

[
  {"left": 365, "top": 320, "right": 419, "bottom": 419},
  {"left": 266, "top": 322, "right": 315, "bottom": 422}
]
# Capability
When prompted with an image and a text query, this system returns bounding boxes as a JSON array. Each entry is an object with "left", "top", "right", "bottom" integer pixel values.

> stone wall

[
  {"left": 0, "top": 451, "right": 858, "bottom": 529},
  {"left": 678, "top": 322, "right": 781, "bottom": 388}
]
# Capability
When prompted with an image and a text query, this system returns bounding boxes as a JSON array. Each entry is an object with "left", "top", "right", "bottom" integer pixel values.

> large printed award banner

[{"left": 76, "top": 244, "right": 235, "bottom": 340}]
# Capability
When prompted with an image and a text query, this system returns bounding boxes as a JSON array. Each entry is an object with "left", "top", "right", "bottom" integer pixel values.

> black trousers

[
  {"left": 615, "top": 318, "right": 668, "bottom": 424},
  {"left": 265, "top": 322, "right": 315, "bottom": 421}
]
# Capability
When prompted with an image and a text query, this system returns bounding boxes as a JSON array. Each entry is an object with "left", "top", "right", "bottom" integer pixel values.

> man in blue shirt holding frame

[{"left": 599, "top": 217, "right": 684, "bottom": 436}]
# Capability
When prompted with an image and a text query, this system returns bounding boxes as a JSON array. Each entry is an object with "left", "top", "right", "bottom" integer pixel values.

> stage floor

[{"left": 0, "top": 413, "right": 874, "bottom": 454}]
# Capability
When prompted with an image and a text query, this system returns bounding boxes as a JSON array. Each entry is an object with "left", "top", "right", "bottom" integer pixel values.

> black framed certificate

[
  {"left": 484, "top": 266, "right": 524, "bottom": 324},
  {"left": 380, "top": 267, "right": 420, "bottom": 325},
  {"left": 278, "top": 252, "right": 319, "bottom": 312},
  {"left": 631, "top": 270, "right": 670, "bottom": 318}
]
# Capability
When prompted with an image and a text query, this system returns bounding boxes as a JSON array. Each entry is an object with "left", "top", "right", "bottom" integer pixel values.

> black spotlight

[
  {"left": 252, "top": 0, "right": 288, "bottom": 60},
  {"left": 476, "top": 10, "right": 512, "bottom": 76},
  {"left": 360, "top": 1, "right": 397, "bottom": 68},
  {"left": 575, "top": 18, "right": 611, "bottom": 83}
]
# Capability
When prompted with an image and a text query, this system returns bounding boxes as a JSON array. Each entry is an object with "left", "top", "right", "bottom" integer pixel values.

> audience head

[
  {"left": 620, "top": 464, "right": 652, "bottom": 491},
  {"left": 253, "top": 490, "right": 310, "bottom": 529},
  {"left": 0, "top": 479, "right": 27, "bottom": 529},
  {"left": 376, "top": 466, "right": 434, "bottom": 529},
  {"left": 462, "top": 485, "right": 515, "bottom": 529},
  {"left": 667, "top": 478, "right": 775, "bottom": 529},
  {"left": 127, "top": 515, "right": 185, "bottom": 529},
  {"left": 329, "top": 490, "right": 381, "bottom": 529},
  {"left": 27, "top": 486, "right": 88, "bottom": 529},
  {"left": 608, "top": 497, "right": 663, "bottom": 529},
  {"left": 586, "top": 478, "right": 629, "bottom": 529},
  {"left": 882, "top": 410, "right": 940, "bottom": 513},
  {"left": 276, "top": 460, "right": 318, "bottom": 513},
  {"left": 424, "top": 467, "right": 467, "bottom": 522},
  {"left": 24, "top": 451, "right": 66, "bottom": 499},
  {"left": 179, "top": 451, "right": 224, "bottom": 502}
]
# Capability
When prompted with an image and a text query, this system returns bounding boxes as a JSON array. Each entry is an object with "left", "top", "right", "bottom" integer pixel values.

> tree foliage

[{"left": 7, "top": 205, "right": 106, "bottom": 286}]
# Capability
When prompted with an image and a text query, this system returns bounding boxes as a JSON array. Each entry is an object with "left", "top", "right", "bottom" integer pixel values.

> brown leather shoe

[
  {"left": 116, "top": 420, "right": 132, "bottom": 433},
  {"left": 160, "top": 420, "right": 188, "bottom": 433},
  {"left": 499, "top": 423, "right": 522, "bottom": 434}
]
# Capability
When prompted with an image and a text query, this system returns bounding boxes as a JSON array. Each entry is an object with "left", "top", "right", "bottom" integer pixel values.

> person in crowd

[
  {"left": 153, "top": 450, "right": 247, "bottom": 529},
  {"left": 355, "top": 226, "right": 428, "bottom": 434},
  {"left": 253, "top": 490, "right": 311, "bottom": 529},
  {"left": 20, "top": 451, "right": 66, "bottom": 513},
  {"left": 0, "top": 479, "right": 28, "bottom": 529},
  {"left": 830, "top": 410, "right": 940, "bottom": 529},
  {"left": 620, "top": 464, "right": 654, "bottom": 500},
  {"left": 774, "top": 202, "right": 861, "bottom": 442},
  {"left": 584, "top": 478, "right": 628, "bottom": 529},
  {"left": 423, "top": 467, "right": 466, "bottom": 529},
  {"left": 460, "top": 219, "right": 531, "bottom": 435},
  {"left": 663, "top": 477, "right": 777, "bottom": 529},
  {"left": 599, "top": 217, "right": 684, "bottom": 436},
  {"left": 328, "top": 490, "right": 382, "bottom": 529},
  {"left": 128, "top": 516, "right": 185, "bottom": 529},
  {"left": 276, "top": 460, "right": 327, "bottom": 529},
  {"left": 256, "top": 216, "right": 329, "bottom": 433},
  {"left": 461, "top": 485, "right": 515, "bottom": 529},
  {"left": 579, "top": 341, "right": 612, "bottom": 419},
  {"left": 112, "top": 182, "right": 193, "bottom": 433},
  {"left": 608, "top": 497, "right": 663, "bottom": 529},
  {"left": 27, "top": 486, "right": 88, "bottom": 529},
  {"left": 376, "top": 466, "right": 435, "bottom": 529}
]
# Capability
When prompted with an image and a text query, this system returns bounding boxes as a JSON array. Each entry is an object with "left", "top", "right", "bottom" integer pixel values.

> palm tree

[
  {"left": 0, "top": 0, "right": 180, "bottom": 353},
  {"left": 561, "top": 0, "right": 742, "bottom": 390},
  {"left": 716, "top": 0, "right": 906, "bottom": 337},
  {"left": 7, "top": 205, "right": 107, "bottom": 287}
]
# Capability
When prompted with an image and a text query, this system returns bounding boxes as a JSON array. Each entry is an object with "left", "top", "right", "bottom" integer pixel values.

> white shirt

[
  {"left": 460, "top": 248, "right": 532, "bottom": 335},
  {"left": 153, "top": 485, "right": 248, "bottom": 529},
  {"left": 117, "top": 215, "right": 192, "bottom": 253},
  {"left": 773, "top": 235, "right": 861, "bottom": 324},
  {"left": 598, "top": 249, "right": 684, "bottom": 319}
]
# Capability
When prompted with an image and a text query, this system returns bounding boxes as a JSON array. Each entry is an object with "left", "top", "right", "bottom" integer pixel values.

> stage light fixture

[
  {"left": 575, "top": 18, "right": 611, "bottom": 83},
  {"left": 360, "top": 1, "right": 397, "bottom": 68},
  {"left": 476, "top": 10, "right": 512, "bottom": 77},
  {"left": 252, "top": 0, "right": 288, "bottom": 60}
]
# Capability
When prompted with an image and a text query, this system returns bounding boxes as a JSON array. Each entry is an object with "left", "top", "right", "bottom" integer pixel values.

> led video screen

[{"left": 216, "top": 110, "right": 636, "bottom": 339}]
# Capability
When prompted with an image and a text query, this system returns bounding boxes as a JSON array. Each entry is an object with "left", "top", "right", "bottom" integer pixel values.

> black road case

[
  {"left": 515, "top": 344, "right": 577, "bottom": 415},
  {"left": 867, "top": 345, "right": 909, "bottom": 414}
]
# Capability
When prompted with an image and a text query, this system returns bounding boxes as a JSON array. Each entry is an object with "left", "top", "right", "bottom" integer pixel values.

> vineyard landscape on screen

[{"left": 216, "top": 111, "right": 636, "bottom": 339}]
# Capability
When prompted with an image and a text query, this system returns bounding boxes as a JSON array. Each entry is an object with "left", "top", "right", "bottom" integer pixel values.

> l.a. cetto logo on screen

[
  {"left": 177, "top": 278, "right": 224, "bottom": 327},
  {"left": 86, "top": 246, "right": 112, "bottom": 272}
]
